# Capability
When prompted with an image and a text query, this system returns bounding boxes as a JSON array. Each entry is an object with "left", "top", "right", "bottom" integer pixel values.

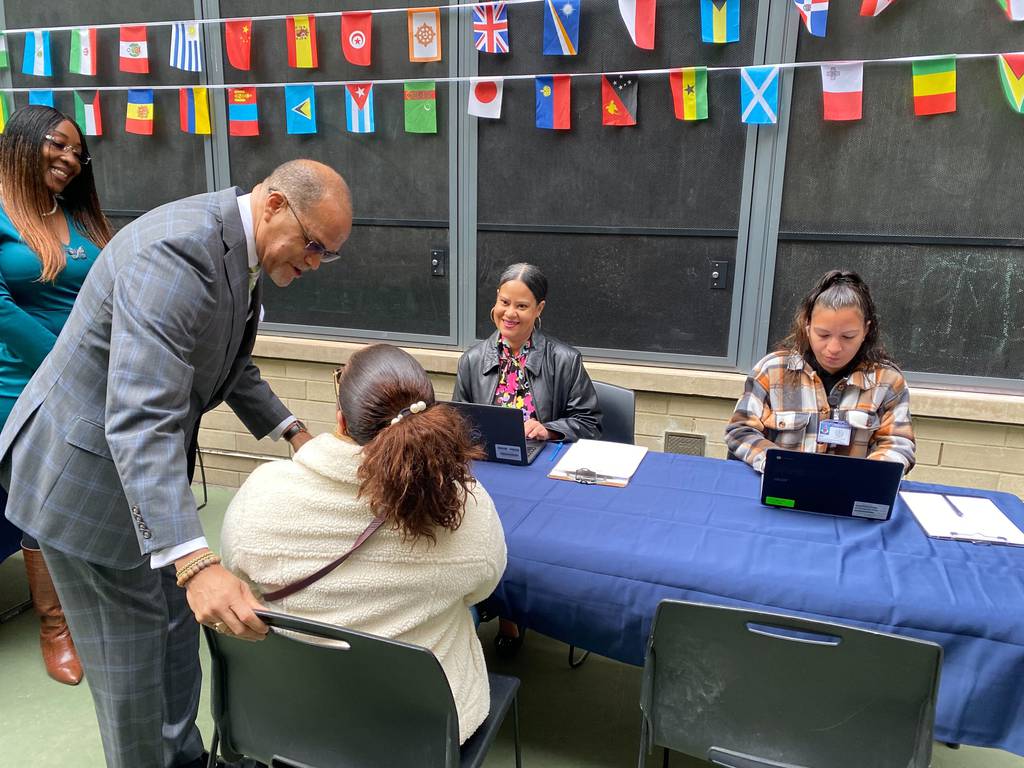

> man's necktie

[{"left": 248, "top": 266, "right": 261, "bottom": 293}]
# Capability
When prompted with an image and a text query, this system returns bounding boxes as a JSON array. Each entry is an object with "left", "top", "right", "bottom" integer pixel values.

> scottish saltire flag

[
  {"left": 473, "top": 3, "right": 510, "bottom": 53},
  {"left": 285, "top": 84, "right": 317, "bottom": 134},
  {"left": 179, "top": 87, "right": 211, "bottom": 134},
  {"left": 740, "top": 66, "right": 780, "bottom": 124},
  {"left": 28, "top": 90, "right": 54, "bottom": 107},
  {"left": 543, "top": 0, "right": 580, "bottom": 55},
  {"left": 344, "top": 83, "right": 375, "bottom": 133},
  {"left": 794, "top": 0, "right": 828, "bottom": 37},
  {"left": 170, "top": 22, "right": 203, "bottom": 72},
  {"left": 700, "top": 0, "right": 739, "bottom": 44},
  {"left": 23, "top": 30, "right": 52, "bottom": 76}
]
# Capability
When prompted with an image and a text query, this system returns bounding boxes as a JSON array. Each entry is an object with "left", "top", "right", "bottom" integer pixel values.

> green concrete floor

[{"left": 1, "top": 486, "right": 1022, "bottom": 767}]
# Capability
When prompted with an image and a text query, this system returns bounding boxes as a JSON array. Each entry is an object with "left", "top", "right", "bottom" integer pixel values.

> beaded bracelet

[{"left": 175, "top": 552, "right": 222, "bottom": 588}]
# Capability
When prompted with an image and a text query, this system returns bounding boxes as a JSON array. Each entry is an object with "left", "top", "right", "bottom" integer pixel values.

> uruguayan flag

[
  {"left": 740, "top": 66, "right": 780, "bottom": 124},
  {"left": 22, "top": 30, "right": 52, "bottom": 77},
  {"left": 170, "top": 22, "right": 203, "bottom": 72},
  {"left": 345, "top": 83, "right": 375, "bottom": 134}
]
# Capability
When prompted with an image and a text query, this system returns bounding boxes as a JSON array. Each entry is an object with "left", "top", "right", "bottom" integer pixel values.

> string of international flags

[{"left": 0, "top": 0, "right": 1022, "bottom": 136}]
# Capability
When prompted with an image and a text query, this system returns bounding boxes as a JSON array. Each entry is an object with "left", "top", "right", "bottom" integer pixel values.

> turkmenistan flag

[
  {"left": 998, "top": 54, "right": 1024, "bottom": 113},
  {"left": 912, "top": 57, "right": 956, "bottom": 116},
  {"left": 404, "top": 80, "right": 437, "bottom": 134},
  {"left": 669, "top": 67, "right": 708, "bottom": 120},
  {"left": 74, "top": 91, "right": 102, "bottom": 135}
]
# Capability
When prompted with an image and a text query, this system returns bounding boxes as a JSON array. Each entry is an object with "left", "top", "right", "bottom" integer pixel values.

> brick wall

[{"left": 196, "top": 343, "right": 1024, "bottom": 501}]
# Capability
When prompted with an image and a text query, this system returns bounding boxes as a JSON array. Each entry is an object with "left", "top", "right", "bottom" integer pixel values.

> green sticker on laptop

[{"left": 765, "top": 496, "right": 796, "bottom": 508}]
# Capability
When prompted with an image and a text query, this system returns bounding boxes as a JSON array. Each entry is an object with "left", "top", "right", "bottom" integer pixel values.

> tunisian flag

[
  {"left": 617, "top": 0, "right": 655, "bottom": 49},
  {"left": 341, "top": 12, "right": 372, "bottom": 66}
]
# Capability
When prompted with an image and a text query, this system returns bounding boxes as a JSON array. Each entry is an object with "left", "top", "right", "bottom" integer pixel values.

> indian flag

[
  {"left": 997, "top": 0, "right": 1024, "bottom": 21},
  {"left": 669, "top": 67, "right": 708, "bottom": 121},
  {"left": 74, "top": 91, "right": 102, "bottom": 136},
  {"left": 912, "top": 57, "right": 956, "bottom": 116},
  {"left": 69, "top": 28, "right": 97, "bottom": 76},
  {"left": 998, "top": 54, "right": 1024, "bottom": 113}
]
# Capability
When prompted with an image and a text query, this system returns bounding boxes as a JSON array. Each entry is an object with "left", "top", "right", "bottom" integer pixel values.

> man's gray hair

[{"left": 265, "top": 160, "right": 328, "bottom": 214}]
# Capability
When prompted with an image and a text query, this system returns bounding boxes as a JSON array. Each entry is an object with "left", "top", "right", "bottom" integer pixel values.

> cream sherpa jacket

[{"left": 220, "top": 433, "right": 508, "bottom": 744}]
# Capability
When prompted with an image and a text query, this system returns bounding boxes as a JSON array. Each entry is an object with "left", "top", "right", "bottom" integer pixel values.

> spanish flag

[
  {"left": 912, "top": 58, "right": 956, "bottom": 116},
  {"left": 286, "top": 15, "right": 318, "bottom": 69},
  {"left": 126, "top": 88, "right": 155, "bottom": 135},
  {"left": 179, "top": 87, "right": 211, "bottom": 134}
]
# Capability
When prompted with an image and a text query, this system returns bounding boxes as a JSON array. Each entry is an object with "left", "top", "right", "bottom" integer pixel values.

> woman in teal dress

[{"left": 0, "top": 105, "right": 112, "bottom": 685}]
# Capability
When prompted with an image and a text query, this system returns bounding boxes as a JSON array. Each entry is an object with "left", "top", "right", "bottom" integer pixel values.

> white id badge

[{"left": 817, "top": 419, "right": 852, "bottom": 446}]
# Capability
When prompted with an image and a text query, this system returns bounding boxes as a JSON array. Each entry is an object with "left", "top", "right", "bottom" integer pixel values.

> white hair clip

[{"left": 390, "top": 401, "right": 428, "bottom": 426}]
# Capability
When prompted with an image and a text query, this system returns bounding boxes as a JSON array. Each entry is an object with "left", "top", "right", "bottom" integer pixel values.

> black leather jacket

[{"left": 453, "top": 329, "right": 602, "bottom": 442}]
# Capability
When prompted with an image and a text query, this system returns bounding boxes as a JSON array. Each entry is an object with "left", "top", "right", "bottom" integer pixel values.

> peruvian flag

[
  {"left": 617, "top": 0, "right": 655, "bottom": 49},
  {"left": 820, "top": 62, "right": 863, "bottom": 121},
  {"left": 468, "top": 78, "right": 503, "bottom": 119},
  {"left": 860, "top": 0, "right": 897, "bottom": 15},
  {"left": 119, "top": 25, "right": 149, "bottom": 73},
  {"left": 341, "top": 12, "right": 372, "bottom": 66}
]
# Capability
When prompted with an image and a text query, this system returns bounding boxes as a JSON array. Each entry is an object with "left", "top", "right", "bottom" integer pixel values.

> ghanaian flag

[{"left": 669, "top": 67, "right": 708, "bottom": 121}]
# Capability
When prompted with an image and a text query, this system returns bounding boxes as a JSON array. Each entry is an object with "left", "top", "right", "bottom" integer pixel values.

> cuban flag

[
  {"left": 22, "top": 30, "right": 52, "bottom": 77},
  {"left": 170, "top": 22, "right": 203, "bottom": 72},
  {"left": 543, "top": 0, "right": 580, "bottom": 56},
  {"left": 794, "top": 0, "right": 828, "bottom": 37},
  {"left": 473, "top": 3, "right": 509, "bottom": 54},
  {"left": 344, "top": 83, "right": 374, "bottom": 134}
]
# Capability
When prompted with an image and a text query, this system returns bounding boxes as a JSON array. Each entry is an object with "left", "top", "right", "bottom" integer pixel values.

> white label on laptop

[
  {"left": 494, "top": 444, "right": 523, "bottom": 462},
  {"left": 851, "top": 500, "right": 890, "bottom": 520}
]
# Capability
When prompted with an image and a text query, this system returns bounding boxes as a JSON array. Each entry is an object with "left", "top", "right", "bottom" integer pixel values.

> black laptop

[
  {"left": 760, "top": 449, "right": 903, "bottom": 521},
  {"left": 447, "top": 402, "right": 546, "bottom": 466}
]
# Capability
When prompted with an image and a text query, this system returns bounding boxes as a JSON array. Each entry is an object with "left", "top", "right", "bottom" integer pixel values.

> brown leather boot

[{"left": 22, "top": 547, "right": 84, "bottom": 685}]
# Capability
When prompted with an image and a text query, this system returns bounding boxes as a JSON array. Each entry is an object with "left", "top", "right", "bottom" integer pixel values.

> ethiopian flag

[
  {"left": 669, "top": 67, "right": 708, "bottom": 120},
  {"left": 912, "top": 58, "right": 956, "bottom": 116},
  {"left": 997, "top": 54, "right": 1024, "bottom": 113}
]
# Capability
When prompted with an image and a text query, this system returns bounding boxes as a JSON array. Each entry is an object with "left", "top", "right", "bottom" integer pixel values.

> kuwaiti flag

[
  {"left": 69, "top": 28, "right": 98, "bottom": 76},
  {"left": 618, "top": 0, "right": 655, "bottom": 49},
  {"left": 740, "top": 65, "right": 779, "bottom": 124},
  {"left": 170, "top": 22, "right": 203, "bottom": 72},
  {"left": 543, "top": 0, "right": 580, "bottom": 55},
  {"left": 344, "top": 83, "right": 375, "bottom": 133},
  {"left": 997, "top": 54, "right": 1024, "bottom": 112},
  {"left": 795, "top": 0, "right": 828, "bottom": 37},
  {"left": 820, "top": 62, "right": 862, "bottom": 121},
  {"left": 74, "top": 91, "right": 102, "bottom": 135},
  {"left": 22, "top": 30, "right": 52, "bottom": 77},
  {"left": 997, "top": 0, "right": 1024, "bottom": 20},
  {"left": 860, "top": 0, "right": 897, "bottom": 15},
  {"left": 468, "top": 78, "right": 503, "bottom": 118}
]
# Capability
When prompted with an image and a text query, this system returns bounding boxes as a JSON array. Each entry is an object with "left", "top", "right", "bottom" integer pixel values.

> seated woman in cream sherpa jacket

[{"left": 220, "top": 343, "right": 507, "bottom": 744}]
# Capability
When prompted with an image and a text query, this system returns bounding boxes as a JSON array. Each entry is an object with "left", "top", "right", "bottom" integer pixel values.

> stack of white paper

[
  {"left": 900, "top": 491, "right": 1024, "bottom": 546},
  {"left": 549, "top": 439, "right": 649, "bottom": 487}
]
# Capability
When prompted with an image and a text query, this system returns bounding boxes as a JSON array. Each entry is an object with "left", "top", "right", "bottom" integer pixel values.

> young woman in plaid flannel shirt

[{"left": 725, "top": 270, "right": 916, "bottom": 474}]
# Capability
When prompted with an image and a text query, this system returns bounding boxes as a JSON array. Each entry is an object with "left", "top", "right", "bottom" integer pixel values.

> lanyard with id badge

[{"left": 818, "top": 392, "right": 852, "bottom": 448}]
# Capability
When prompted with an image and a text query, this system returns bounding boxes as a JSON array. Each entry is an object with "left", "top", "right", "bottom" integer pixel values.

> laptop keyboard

[{"left": 525, "top": 439, "right": 546, "bottom": 462}]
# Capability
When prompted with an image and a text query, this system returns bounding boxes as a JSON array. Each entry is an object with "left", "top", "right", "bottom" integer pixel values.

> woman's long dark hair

[
  {"left": 336, "top": 344, "right": 485, "bottom": 543},
  {"left": 0, "top": 105, "right": 111, "bottom": 282},
  {"left": 493, "top": 262, "right": 547, "bottom": 330},
  {"left": 779, "top": 269, "right": 894, "bottom": 367}
]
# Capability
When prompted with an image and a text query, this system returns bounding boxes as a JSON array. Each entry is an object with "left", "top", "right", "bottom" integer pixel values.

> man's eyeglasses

[
  {"left": 271, "top": 189, "right": 342, "bottom": 264},
  {"left": 44, "top": 135, "right": 90, "bottom": 165}
]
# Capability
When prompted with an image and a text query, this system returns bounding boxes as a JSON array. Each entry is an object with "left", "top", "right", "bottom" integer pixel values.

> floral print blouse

[{"left": 493, "top": 336, "right": 536, "bottom": 421}]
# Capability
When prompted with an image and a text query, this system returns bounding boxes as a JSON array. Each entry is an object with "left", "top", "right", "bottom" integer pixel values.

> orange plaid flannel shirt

[{"left": 724, "top": 352, "right": 916, "bottom": 474}]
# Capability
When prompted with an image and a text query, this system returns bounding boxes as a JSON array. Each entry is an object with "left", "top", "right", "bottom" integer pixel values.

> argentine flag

[
  {"left": 23, "top": 30, "right": 52, "bottom": 77},
  {"left": 344, "top": 83, "right": 375, "bottom": 134}
]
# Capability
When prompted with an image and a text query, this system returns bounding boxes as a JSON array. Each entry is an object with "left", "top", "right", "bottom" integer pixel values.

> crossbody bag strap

[{"left": 261, "top": 515, "right": 387, "bottom": 602}]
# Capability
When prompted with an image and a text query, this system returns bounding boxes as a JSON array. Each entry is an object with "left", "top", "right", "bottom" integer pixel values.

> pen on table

[
  {"left": 549, "top": 442, "right": 565, "bottom": 462},
  {"left": 943, "top": 494, "right": 964, "bottom": 517}
]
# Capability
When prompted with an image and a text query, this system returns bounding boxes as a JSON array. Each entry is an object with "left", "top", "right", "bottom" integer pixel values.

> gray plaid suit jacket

[{"left": 0, "top": 187, "right": 290, "bottom": 569}]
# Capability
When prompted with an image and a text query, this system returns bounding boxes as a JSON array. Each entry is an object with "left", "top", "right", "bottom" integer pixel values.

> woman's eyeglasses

[
  {"left": 44, "top": 135, "right": 90, "bottom": 165},
  {"left": 333, "top": 367, "right": 344, "bottom": 401}
]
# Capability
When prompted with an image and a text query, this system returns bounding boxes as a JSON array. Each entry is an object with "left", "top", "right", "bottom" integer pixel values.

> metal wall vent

[{"left": 664, "top": 432, "right": 707, "bottom": 456}]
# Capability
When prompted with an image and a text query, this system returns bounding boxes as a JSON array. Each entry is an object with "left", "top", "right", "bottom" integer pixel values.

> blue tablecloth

[{"left": 474, "top": 448, "right": 1024, "bottom": 755}]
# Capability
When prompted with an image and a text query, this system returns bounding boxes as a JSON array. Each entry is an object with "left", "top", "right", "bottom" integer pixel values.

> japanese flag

[{"left": 468, "top": 78, "right": 503, "bottom": 119}]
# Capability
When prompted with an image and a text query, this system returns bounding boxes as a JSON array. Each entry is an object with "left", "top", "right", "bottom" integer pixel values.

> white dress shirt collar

[{"left": 236, "top": 193, "right": 258, "bottom": 271}]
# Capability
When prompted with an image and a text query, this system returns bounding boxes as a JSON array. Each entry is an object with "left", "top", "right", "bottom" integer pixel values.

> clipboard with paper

[
  {"left": 548, "top": 439, "right": 648, "bottom": 487},
  {"left": 900, "top": 491, "right": 1024, "bottom": 547}
]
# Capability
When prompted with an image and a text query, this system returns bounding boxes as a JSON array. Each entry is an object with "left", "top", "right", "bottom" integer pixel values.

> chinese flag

[
  {"left": 286, "top": 15, "right": 318, "bottom": 69},
  {"left": 341, "top": 12, "right": 372, "bottom": 67},
  {"left": 224, "top": 18, "right": 252, "bottom": 70}
]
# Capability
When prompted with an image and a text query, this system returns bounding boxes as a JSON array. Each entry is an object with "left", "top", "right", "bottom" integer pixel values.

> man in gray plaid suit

[{"left": 0, "top": 159, "right": 352, "bottom": 768}]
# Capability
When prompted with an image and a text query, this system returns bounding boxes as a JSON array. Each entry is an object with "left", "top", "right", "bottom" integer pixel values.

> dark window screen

[
  {"left": 5, "top": 1, "right": 208, "bottom": 212},
  {"left": 773, "top": 2, "right": 1024, "bottom": 378},
  {"left": 473, "top": 0, "right": 759, "bottom": 356},
  {"left": 221, "top": 0, "right": 452, "bottom": 336}
]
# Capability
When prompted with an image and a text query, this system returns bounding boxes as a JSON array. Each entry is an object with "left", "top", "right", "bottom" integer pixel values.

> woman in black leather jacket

[{"left": 453, "top": 263, "right": 601, "bottom": 442}]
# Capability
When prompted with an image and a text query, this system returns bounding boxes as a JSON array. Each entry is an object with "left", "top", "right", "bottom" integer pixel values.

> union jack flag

[{"left": 473, "top": 2, "right": 509, "bottom": 54}]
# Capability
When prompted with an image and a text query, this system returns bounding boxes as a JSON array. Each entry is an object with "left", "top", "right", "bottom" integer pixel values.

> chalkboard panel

[
  {"left": 6, "top": 1, "right": 208, "bottom": 212},
  {"left": 262, "top": 224, "right": 450, "bottom": 336},
  {"left": 768, "top": 241, "right": 1024, "bottom": 380},
  {"left": 475, "top": 232, "right": 735, "bottom": 356}
]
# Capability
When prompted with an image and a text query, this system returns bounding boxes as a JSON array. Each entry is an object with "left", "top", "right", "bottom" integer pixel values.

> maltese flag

[
  {"left": 618, "top": 0, "right": 656, "bottom": 49},
  {"left": 468, "top": 78, "right": 503, "bottom": 119},
  {"left": 860, "top": 0, "right": 897, "bottom": 15},
  {"left": 820, "top": 62, "right": 863, "bottom": 121}
]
